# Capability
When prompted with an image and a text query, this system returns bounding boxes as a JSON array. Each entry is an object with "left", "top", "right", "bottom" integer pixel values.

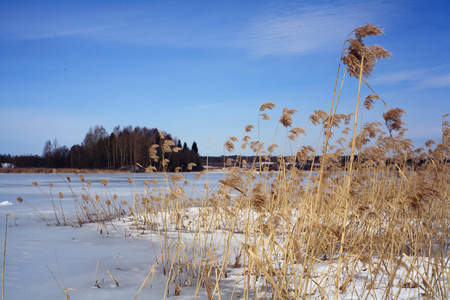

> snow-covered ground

[{"left": 0, "top": 173, "right": 446, "bottom": 299}]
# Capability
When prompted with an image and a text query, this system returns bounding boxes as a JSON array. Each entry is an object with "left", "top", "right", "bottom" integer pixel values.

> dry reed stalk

[
  {"left": 33, "top": 182, "right": 62, "bottom": 225},
  {"left": 18, "top": 197, "right": 51, "bottom": 225},
  {"left": 134, "top": 262, "right": 158, "bottom": 300},
  {"left": 334, "top": 55, "right": 364, "bottom": 299},
  {"left": 2, "top": 213, "right": 17, "bottom": 300},
  {"left": 46, "top": 253, "right": 82, "bottom": 300},
  {"left": 95, "top": 259, "right": 119, "bottom": 287},
  {"left": 402, "top": 253, "right": 444, "bottom": 300}
]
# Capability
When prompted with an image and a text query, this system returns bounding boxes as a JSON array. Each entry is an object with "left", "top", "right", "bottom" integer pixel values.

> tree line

[{"left": 1, "top": 125, "right": 203, "bottom": 172}]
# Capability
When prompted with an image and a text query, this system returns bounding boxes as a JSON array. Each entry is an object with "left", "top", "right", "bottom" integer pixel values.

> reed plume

[{"left": 342, "top": 24, "right": 391, "bottom": 78}]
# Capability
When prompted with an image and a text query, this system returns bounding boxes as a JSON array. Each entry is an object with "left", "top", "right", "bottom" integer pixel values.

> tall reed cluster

[{"left": 128, "top": 23, "right": 449, "bottom": 299}]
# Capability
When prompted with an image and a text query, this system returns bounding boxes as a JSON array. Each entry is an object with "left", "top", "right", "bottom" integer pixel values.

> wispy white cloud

[
  {"left": 372, "top": 69, "right": 431, "bottom": 85},
  {"left": 1, "top": 1, "right": 398, "bottom": 56},
  {"left": 373, "top": 68, "right": 450, "bottom": 90},
  {"left": 236, "top": 0, "right": 397, "bottom": 56},
  {"left": 419, "top": 74, "right": 450, "bottom": 89},
  {"left": 0, "top": 3, "right": 238, "bottom": 46},
  {"left": 21, "top": 26, "right": 112, "bottom": 40}
]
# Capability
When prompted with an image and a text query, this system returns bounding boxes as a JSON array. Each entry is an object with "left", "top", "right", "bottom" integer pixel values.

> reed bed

[
  {"left": 18, "top": 24, "right": 450, "bottom": 299},
  {"left": 125, "top": 24, "right": 449, "bottom": 299},
  {"left": 123, "top": 127, "right": 449, "bottom": 299}
]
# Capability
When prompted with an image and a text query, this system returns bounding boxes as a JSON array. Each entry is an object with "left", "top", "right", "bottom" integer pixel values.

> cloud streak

[
  {"left": 372, "top": 69, "right": 431, "bottom": 85},
  {"left": 236, "top": 0, "right": 396, "bottom": 56},
  {"left": 0, "top": 4, "right": 235, "bottom": 48},
  {"left": 373, "top": 68, "right": 450, "bottom": 90},
  {"left": 1, "top": 1, "right": 397, "bottom": 57},
  {"left": 419, "top": 74, "right": 450, "bottom": 89}
]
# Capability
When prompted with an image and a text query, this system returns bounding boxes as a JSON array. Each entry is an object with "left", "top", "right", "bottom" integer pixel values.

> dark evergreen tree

[{"left": 192, "top": 141, "right": 198, "bottom": 154}]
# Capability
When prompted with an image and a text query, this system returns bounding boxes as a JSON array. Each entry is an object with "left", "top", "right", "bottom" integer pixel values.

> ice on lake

[{"left": 0, "top": 172, "right": 225, "bottom": 299}]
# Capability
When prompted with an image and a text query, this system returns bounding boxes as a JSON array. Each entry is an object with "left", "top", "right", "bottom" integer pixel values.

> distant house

[{"left": 1, "top": 163, "right": 15, "bottom": 168}]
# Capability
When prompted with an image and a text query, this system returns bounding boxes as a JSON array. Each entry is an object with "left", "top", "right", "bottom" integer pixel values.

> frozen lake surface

[{"left": 0, "top": 172, "right": 226, "bottom": 299}]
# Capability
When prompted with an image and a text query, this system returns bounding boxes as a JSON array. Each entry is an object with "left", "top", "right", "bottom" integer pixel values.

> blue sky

[{"left": 1, "top": 0, "right": 449, "bottom": 157}]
